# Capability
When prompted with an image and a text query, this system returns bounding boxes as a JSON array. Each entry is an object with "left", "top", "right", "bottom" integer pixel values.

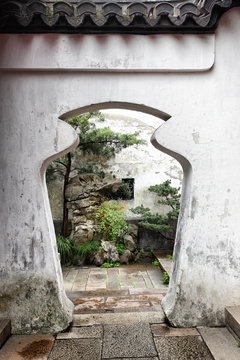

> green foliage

[
  {"left": 56, "top": 235, "right": 99, "bottom": 265},
  {"left": 47, "top": 110, "right": 145, "bottom": 237},
  {"left": 56, "top": 235, "right": 75, "bottom": 265},
  {"left": 67, "top": 111, "right": 145, "bottom": 159},
  {"left": 148, "top": 180, "right": 180, "bottom": 217},
  {"left": 140, "top": 249, "right": 145, "bottom": 258},
  {"left": 130, "top": 180, "right": 180, "bottom": 239},
  {"left": 47, "top": 111, "right": 145, "bottom": 183},
  {"left": 116, "top": 242, "right": 125, "bottom": 255},
  {"left": 162, "top": 272, "right": 170, "bottom": 285},
  {"left": 114, "top": 182, "right": 132, "bottom": 200},
  {"left": 166, "top": 254, "right": 173, "bottom": 259},
  {"left": 100, "top": 262, "right": 120, "bottom": 268},
  {"left": 96, "top": 202, "right": 129, "bottom": 242},
  {"left": 77, "top": 165, "right": 106, "bottom": 178},
  {"left": 74, "top": 241, "right": 100, "bottom": 259},
  {"left": 152, "top": 259, "right": 160, "bottom": 267}
]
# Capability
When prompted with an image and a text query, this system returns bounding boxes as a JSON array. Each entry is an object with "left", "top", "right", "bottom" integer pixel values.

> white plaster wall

[
  {"left": 100, "top": 109, "right": 182, "bottom": 213},
  {"left": 0, "top": 34, "right": 214, "bottom": 71},
  {"left": 1, "top": 7, "right": 240, "bottom": 331}
]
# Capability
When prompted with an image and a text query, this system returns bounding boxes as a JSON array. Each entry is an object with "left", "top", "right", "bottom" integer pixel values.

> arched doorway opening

[{"left": 46, "top": 101, "right": 191, "bottom": 324}]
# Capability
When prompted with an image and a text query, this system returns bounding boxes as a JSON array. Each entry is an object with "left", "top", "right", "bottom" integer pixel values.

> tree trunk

[{"left": 61, "top": 153, "right": 71, "bottom": 237}]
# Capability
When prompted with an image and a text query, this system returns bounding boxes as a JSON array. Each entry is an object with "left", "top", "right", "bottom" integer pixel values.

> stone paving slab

[
  {"left": 153, "top": 252, "right": 173, "bottom": 275},
  {"left": 0, "top": 334, "right": 54, "bottom": 360},
  {"left": 73, "top": 310, "right": 165, "bottom": 326},
  {"left": 107, "top": 268, "right": 120, "bottom": 290},
  {"left": 103, "top": 358, "right": 158, "bottom": 360},
  {"left": 198, "top": 327, "right": 240, "bottom": 360},
  {"left": 48, "top": 339, "right": 102, "bottom": 360},
  {"left": 73, "top": 296, "right": 105, "bottom": 311},
  {"left": 86, "top": 269, "right": 108, "bottom": 290},
  {"left": 67, "top": 289, "right": 129, "bottom": 299},
  {"left": 129, "top": 288, "right": 167, "bottom": 295},
  {"left": 105, "top": 294, "right": 164, "bottom": 303},
  {"left": 151, "top": 323, "right": 199, "bottom": 337},
  {"left": 64, "top": 268, "right": 80, "bottom": 291},
  {"left": 57, "top": 325, "right": 103, "bottom": 339},
  {"left": 72, "top": 268, "right": 89, "bottom": 291},
  {"left": 131, "top": 273, "right": 147, "bottom": 288},
  {"left": 146, "top": 268, "right": 165, "bottom": 288},
  {"left": 225, "top": 305, "right": 240, "bottom": 339},
  {"left": 102, "top": 323, "right": 157, "bottom": 358},
  {"left": 142, "top": 271, "right": 155, "bottom": 289},
  {"left": 154, "top": 335, "right": 213, "bottom": 360},
  {"left": 72, "top": 294, "right": 162, "bottom": 312},
  {"left": 74, "top": 299, "right": 151, "bottom": 312},
  {"left": 118, "top": 268, "right": 135, "bottom": 289}
]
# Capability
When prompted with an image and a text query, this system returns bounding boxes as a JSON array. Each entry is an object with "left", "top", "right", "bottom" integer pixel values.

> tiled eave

[{"left": 0, "top": 0, "right": 239, "bottom": 34}]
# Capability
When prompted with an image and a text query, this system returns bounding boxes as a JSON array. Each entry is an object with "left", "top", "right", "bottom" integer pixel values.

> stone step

[
  {"left": 198, "top": 327, "right": 240, "bottom": 360},
  {"left": 73, "top": 309, "right": 165, "bottom": 326},
  {"left": 153, "top": 251, "right": 172, "bottom": 276},
  {"left": 0, "top": 319, "right": 11, "bottom": 348},
  {"left": 225, "top": 306, "right": 240, "bottom": 340}
]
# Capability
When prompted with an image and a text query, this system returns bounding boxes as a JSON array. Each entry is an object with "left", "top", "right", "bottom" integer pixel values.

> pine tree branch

[
  {"left": 79, "top": 140, "right": 128, "bottom": 146},
  {"left": 55, "top": 161, "right": 68, "bottom": 168}
]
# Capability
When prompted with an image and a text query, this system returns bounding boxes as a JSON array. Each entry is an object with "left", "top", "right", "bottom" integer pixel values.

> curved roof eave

[{"left": 0, "top": 0, "right": 239, "bottom": 34}]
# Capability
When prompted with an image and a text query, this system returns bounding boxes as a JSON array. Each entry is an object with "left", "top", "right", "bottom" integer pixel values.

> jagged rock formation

[{"left": 65, "top": 173, "right": 121, "bottom": 244}]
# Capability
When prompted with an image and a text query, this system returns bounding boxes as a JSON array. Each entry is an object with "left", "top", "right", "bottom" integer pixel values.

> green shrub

[
  {"left": 106, "top": 182, "right": 132, "bottom": 200},
  {"left": 152, "top": 259, "right": 159, "bottom": 267},
  {"left": 162, "top": 272, "right": 170, "bottom": 285},
  {"left": 116, "top": 242, "right": 125, "bottom": 255},
  {"left": 130, "top": 180, "right": 180, "bottom": 241},
  {"left": 74, "top": 241, "right": 100, "bottom": 259},
  {"left": 56, "top": 235, "right": 99, "bottom": 265},
  {"left": 166, "top": 254, "right": 173, "bottom": 259},
  {"left": 96, "top": 202, "right": 129, "bottom": 242},
  {"left": 56, "top": 235, "right": 75, "bottom": 265}
]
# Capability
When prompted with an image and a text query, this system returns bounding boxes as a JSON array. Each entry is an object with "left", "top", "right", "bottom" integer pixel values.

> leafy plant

[
  {"left": 140, "top": 249, "right": 145, "bottom": 258},
  {"left": 106, "top": 182, "right": 132, "bottom": 200},
  {"left": 96, "top": 202, "right": 129, "bottom": 242},
  {"left": 56, "top": 235, "right": 75, "bottom": 265},
  {"left": 152, "top": 259, "right": 159, "bottom": 267},
  {"left": 74, "top": 241, "right": 100, "bottom": 259},
  {"left": 166, "top": 254, "right": 173, "bottom": 259},
  {"left": 56, "top": 235, "right": 99, "bottom": 265},
  {"left": 131, "top": 180, "right": 180, "bottom": 241},
  {"left": 116, "top": 242, "right": 125, "bottom": 255},
  {"left": 162, "top": 272, "right": 170, "bottom": 285},
  {"left": 100, "top": 262, "right": 120, "bottom": 268}
]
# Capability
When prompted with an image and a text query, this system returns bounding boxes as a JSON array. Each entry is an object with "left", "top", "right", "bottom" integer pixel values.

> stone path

[
  {"left": 1, "top": 263, "right": 240, "bottom": 359},
  {"left": 63, "top": 264, "right": 166, "bottom": 292}
]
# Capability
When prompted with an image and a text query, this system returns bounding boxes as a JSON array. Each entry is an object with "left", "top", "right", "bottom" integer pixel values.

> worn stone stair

[
  {"left": 153, "top": 250, "right": 172, "bottom": 276},
  {"left": 198, "top": 327, "right": 240, "bottom": 360},
  {"left": 0, "top": 319, "right": 11, "bottom": 348},
  {"left": 226, "top": 306, "right": 240, "bottom": 340},
  {"left": 152, "top": 254, "right": 240, "bottom": 359}
]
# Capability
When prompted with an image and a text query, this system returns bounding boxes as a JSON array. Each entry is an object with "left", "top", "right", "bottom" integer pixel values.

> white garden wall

[{"left": 0, "top": 8, "right": 240, "bottom": 332}]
